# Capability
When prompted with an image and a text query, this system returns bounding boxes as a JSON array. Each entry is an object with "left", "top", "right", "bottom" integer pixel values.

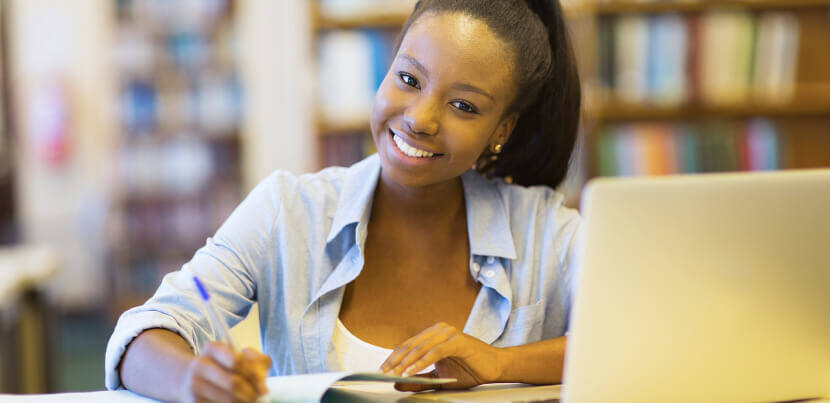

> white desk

[
  {"left": 4, "top": 385, "right": 830, "bottom": 403},
  {"left": 0, "top": 383, "right": 563, "bottom": 402}
]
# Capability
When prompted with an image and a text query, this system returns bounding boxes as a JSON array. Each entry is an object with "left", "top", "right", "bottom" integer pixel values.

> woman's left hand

[{"left": 380, "top": 322, "right": 503, "bottom": 391}]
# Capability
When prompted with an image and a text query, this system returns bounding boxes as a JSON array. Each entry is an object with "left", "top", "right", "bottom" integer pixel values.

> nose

[{"left": 403, "top": 97, "right": 440, "bottom": 136}]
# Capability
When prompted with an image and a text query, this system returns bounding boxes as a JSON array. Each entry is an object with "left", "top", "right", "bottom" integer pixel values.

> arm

[
  {"left": 497, "top": 335, "right": 566, "bottom": 384},
  {"left": 119, "top": 329, "right": 195, "bottom": 402},
  {"left": 105, "top": 174, "right": 284, "bottom": 395},
  {"left": 120, "top": 328, "right": 270, "bottom": 403}
]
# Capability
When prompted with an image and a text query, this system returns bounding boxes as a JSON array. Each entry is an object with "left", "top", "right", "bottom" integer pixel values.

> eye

[
  {"left": 398, "top": 72, "right": 420, "bottom": 89},
  {"left": 451, "top": 100, "right": 478, "bottom": 114}
]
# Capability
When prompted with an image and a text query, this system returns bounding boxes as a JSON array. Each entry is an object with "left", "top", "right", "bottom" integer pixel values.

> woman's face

[{"left": 370, "top": 12, "right": 519, "bottom": 189}]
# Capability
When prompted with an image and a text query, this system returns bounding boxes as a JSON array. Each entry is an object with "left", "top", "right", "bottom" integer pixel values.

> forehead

[{"left": 399, "top": 12, "right": 516, "bottom": 98}]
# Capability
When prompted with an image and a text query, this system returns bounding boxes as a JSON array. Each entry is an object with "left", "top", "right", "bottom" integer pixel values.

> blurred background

[{"left": 1, "top": 0, "right": 829, "bottom": 394}]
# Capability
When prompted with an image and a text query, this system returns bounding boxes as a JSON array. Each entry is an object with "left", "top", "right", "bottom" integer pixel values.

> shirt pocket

[{"left": 497, "top": 298, "right": 546, "bottom": 347}]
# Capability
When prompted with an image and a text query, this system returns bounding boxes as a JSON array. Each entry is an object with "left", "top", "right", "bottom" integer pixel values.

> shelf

[
  {"left": 595, "top": 0, "right": 830, "bottom": 15},
  {"left": 316, "top": 119, "right": 372, "bottom": 136},
  {"left": 312, "top": 0, "right": 830, "bottom": 28},
  {"left": 314, "top": 13, "right": 409, "bottom": 30},
  {"left": 312, "top": 2, "right": 593, "bottom": 31},
  {"left": 592, "top": 99, "right": 830, "bottom": 122}
]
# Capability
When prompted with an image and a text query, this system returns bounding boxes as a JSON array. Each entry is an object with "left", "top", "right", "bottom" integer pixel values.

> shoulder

[
  {"left": 494, "top": 178, "right": 582, "bottom": 234},
  {"left": 249, "top": 155, "right": 380, "bottom": 227},
  {"left": 252, "top": 164, "right": 353, "bottom": 211}
]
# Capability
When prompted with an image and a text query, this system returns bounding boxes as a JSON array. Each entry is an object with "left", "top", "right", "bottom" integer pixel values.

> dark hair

[{"left": 394, "top": 0, "right": 581, "bottom": 189}]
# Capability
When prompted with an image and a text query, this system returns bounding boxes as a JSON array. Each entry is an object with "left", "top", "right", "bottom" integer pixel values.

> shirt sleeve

[{"left": 104, "top": 173, "right": 283, "bottom": 390}]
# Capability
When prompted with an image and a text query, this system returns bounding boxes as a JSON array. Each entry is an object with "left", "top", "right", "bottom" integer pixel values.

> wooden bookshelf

[
  {"left": 317, "top": 121, "right": 371, "bottom": 136},
  {"left": 595, "top": 0, "right": 830, "bottom": 15},
  {"left": 593, "top": 98, "right": 830, "bottom": 122},
  {"left": 314, "top": 13, "right": 409, "bottom": 31},
  {"left": 311, "top": 1, "right": 594, "bottom": 31},
  {"left": 584, "top": 0, "right": 830, "bottom": 180}
]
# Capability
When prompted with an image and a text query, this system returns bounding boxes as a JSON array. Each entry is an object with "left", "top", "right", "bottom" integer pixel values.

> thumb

[{"left": 394, "top": 370, "right": 443, "bottom": 392}]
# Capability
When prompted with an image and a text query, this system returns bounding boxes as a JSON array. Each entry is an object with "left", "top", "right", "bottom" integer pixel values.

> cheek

[
  {"left": 371, "top": 75, "right": 402, "bottom": 122},
  {"left": 443, "top": 122, "right": 495, "bottom": 160}
]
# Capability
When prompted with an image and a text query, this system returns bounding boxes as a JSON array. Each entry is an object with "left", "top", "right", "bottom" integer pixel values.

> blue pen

[{"left": 193, "top": 275, "right": 238, "bottom": 351}]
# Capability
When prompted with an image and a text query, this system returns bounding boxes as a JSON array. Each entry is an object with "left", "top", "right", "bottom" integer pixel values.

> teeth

[{"left": 392, "top": 133, "right": 434, "bottom": 158}]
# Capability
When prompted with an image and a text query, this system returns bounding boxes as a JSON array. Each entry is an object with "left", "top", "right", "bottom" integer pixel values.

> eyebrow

[
  {"left": 452, "top": 82, "right": 494, "bottom": 102},
  {"left": 399, "top": 54, "right": 495, "bottom": 102},
  {"left": 400, "top": 54, "right": 429, "bottom": 79}
]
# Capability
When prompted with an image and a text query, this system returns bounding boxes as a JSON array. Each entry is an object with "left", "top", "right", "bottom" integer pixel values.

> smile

[{"left": 390, "top": 129, "right": 442, "bottom": 159}]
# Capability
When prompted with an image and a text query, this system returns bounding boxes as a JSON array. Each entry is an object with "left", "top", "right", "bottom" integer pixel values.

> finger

[
  {"left": 394, "top": 370, "right": 442, "bottom": 392},
  {"left": 196, "top": 356, "right": 259, "bottom": 402},
  {"left": 204, "top": 342, "right": 238, "bottom": 370},
  {"left": 381, "top": 323, "right": 451, "bottom": 372},
  {"left": 395, "top": 330, "right": 457, "bottom": 376},
  {"left": 191, "top": 376, "right": 236, "bottom": 403},
  {"left": 238, "top": 348, "right": 270, "bottom": 394},
  {"left": 401, "top": 335, "right": 459, "bottom": 377}
]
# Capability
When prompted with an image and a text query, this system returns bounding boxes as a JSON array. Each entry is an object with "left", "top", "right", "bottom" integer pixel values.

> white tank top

[{"left": 333, "top": 319, "right": 435, "bottom": 373}]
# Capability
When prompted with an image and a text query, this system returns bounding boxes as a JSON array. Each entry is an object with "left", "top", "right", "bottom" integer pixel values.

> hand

[
  {"left": 380, "top": 322, "right": 503, "bottom": 392},
  {"left": 179, "top": 343, "right": 271, "bottom": 403}
]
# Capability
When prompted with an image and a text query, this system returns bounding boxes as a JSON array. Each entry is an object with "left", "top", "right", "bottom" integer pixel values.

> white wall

[
  {"left": 10, "top": 0, "right": 116, "bottom": 308},
  {"left": 238, "top": 0, "right": 317, "bottom": 190}
]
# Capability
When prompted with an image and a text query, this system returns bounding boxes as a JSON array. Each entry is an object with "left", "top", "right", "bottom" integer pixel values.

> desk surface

[
  {"left": 0, "top": 383, "right": 563, "bottom": 403},
  {"left": 3, "top": 386, "right": 830, "bottom": 403}
]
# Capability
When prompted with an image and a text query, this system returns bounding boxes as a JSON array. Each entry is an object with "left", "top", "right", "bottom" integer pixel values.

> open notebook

[
  {"left": 265, "top": 371, "right": 453, "bottom": 402},
  {"left": 265, "top": 372, "right": 565, "bottom": 403}
]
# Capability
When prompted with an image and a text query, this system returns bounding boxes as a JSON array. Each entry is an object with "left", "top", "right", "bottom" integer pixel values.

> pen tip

[{"left": 192, "top": 276, "right": 210, "bottom": 301}]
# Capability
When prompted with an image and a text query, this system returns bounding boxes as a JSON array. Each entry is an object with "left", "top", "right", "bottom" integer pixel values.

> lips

[{"left": 388, "top": 128, "right": 443, "bottom": 159}]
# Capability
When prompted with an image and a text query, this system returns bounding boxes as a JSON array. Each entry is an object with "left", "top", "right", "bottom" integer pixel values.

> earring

[{"left": 492, "top": 143, "right": 503, "bottom": 154}]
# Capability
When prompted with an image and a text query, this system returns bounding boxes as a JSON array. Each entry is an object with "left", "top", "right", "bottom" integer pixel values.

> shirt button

[
  {"left": 486, "top": 256, "right": 495, "bottom": 265},
  {"left": 472, "top": 263, "right": 480, "bottom": 273},
  {"left": 483, "top": 270, "right": 495, "bottom": 278}
]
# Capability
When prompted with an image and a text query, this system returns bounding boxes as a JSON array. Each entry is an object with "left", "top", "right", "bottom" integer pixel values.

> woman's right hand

[{"left": 179, "top": 343, "right": 272, "bottom": 403}]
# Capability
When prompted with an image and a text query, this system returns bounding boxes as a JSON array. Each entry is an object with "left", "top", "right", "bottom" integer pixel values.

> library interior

[{"left": 0, "top": 0, "right": 828, "bottom": 401}]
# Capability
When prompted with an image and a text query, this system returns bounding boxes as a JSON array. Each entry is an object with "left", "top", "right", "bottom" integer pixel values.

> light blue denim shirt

[{"left": 105, "top": 154, "right": 582, "bottom": 390}]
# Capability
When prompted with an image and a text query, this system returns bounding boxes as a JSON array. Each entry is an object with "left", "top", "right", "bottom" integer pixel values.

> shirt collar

[
  {"left": 325, "top": 154, "right": 517, "bottom": 261},
  {"left": 325, "top": 154, "right": 381, "bottom": 245},
  {"left": 461, "top": 170, "right": 517, "bottom": 260}
]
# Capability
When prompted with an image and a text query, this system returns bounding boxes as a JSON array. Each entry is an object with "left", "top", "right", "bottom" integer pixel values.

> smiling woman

[{"left": 107, "top": 0, "right": 583, "bottom": 401}]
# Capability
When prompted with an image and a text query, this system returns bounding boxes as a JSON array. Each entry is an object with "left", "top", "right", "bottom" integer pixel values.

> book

[
  {"left": 753, "top": 12, "right": 800, "bottom": 104},
  {"left": 597, "top": 120, "right": 781, "bottom": 177},
  {"left": 264, "top": 371, "right": 453, "bottom": 402},
  {"left": 614, "top": 15, "right": 650, "bottom": 104},
  {"left": 698, "top": 11, "right": 755, "bottom": 106},
  {"left": 648, "top": 13, "right": 688, "bottom": 107}
]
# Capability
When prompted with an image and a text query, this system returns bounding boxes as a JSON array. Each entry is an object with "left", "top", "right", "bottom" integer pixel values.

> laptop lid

[{"left": 563, "top": 169, "right": 830, "bottom": 403}]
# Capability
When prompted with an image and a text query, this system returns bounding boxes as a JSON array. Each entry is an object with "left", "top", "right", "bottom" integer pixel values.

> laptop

[{"left": 562, "top": 169, "right": 830, "bottom": 403}]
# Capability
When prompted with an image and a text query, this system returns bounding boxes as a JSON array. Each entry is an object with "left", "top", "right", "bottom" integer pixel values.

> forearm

[
  {"left": 496, "top": 335, "right": 567, "bottom": 385},
  {"left": 119, "top": 328, "right": 196, "bottom": 402}
]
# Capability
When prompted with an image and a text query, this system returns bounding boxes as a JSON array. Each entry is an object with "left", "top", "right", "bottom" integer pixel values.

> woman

[{"left": 106, "top": 0, "right": 582, "bottom": 401}]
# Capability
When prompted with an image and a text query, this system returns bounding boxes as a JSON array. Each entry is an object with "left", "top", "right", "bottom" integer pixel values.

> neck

[{"left": 373, "top": 171, "right": 466, "bottom": 229}]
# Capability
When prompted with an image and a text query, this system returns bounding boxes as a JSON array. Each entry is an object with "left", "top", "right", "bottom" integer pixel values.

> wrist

[{"left": 492, "top": 345, "right": 514, "bottom": 383}]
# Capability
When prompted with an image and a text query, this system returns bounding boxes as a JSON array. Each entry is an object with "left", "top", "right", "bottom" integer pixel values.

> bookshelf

[
  {"left": 585, "top": 0, "right": 830, "bottom": 185},
  {"left": 593, "top": 0, "right": 830, "bottom": 15},
  {"left": 108, "top": 0, "right": 245, "bottom": 316}
]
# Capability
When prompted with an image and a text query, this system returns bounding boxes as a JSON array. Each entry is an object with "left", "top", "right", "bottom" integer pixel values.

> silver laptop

[{"left": 563, "top": 169, "right": 830, "bottom": 403}]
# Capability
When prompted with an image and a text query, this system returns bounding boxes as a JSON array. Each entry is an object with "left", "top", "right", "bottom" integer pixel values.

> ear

[{"left": 490, "top": 113, "right": 519, "bottom": 150}]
